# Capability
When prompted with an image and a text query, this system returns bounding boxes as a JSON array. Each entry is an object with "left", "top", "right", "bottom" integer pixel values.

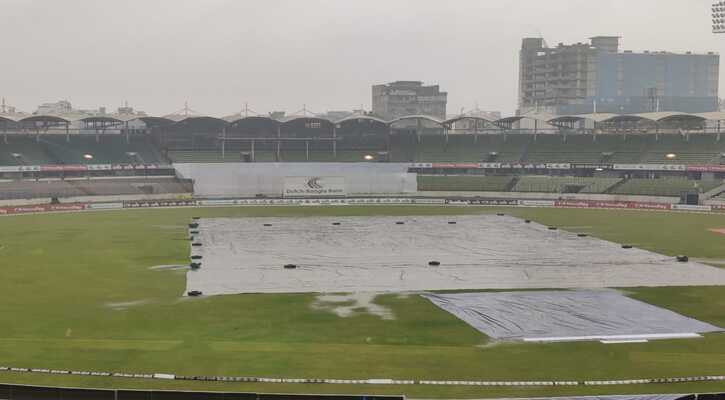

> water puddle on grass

[
  {"left": 311, "top": 292, "right": 396, "bottom": 320},
  {"left": 104, "top": 299, "right": 151, "bottom": 311},
  {"left": 149, "top": 264, "right": 187, "bottom": 271}
]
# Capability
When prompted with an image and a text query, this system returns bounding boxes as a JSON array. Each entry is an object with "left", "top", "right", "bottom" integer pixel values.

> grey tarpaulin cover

[
  {"left": 185, "top": 215, "right": 725, "bottom": 296},
  {"left": 422, "top": 290, "right": 722, "bottom": 341}
]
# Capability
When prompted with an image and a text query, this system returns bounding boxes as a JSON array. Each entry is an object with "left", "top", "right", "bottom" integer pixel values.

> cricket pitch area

[{"left": 186, "top": 215, "right": 725, "bottom": 296}]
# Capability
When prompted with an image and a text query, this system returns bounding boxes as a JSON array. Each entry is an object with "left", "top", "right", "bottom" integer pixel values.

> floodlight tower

[{"left": 713, "top": 1, "right": 725, "bottom": 33}]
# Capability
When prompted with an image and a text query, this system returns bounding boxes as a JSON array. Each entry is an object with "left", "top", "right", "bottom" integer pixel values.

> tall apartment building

[
  {"left": 518, "top": 36, "right": 719, "bottom": 115},
  {"left": 372, "top": 81, "right": 447, "bottom": 120}
]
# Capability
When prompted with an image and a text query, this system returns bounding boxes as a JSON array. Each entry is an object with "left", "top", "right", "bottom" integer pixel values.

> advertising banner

[
  {"left": 520, "top": 200, "right": 556, "bottom": 207},
  {"left": 283, "top": 176, "right": 346, "bottom": 197},
  {"left": 0, "top": 203, "right": 87, "bottom": 215},
  {"left": 554, "top": 200, "right": 671, "bottom": 211},
  {"left": 570, "top": 163, "right": 614, "bottom": 170},
  {"left": 122, "top": 199, "right": 197, "bottom": 208},
  {"left": 39, "top": 164, "right": 88, "bottom": 172},
  {"left": 671, "top": 204, "right": 712, "bottom": 212},
  {"left": 430, "top": 163, "right": 481, "bottom": 169},
  {"left": 686, "top": 164, "right": 725, "bottom": 173},
  {"left": 464, "top": 199, "right": 520, "bottom": 206},
  {"left": 613, "top": 164, "right": 686, "bottom": 171}
]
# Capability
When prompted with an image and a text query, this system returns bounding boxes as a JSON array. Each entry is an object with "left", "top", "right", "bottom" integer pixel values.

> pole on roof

[
  {"left": 276, "top": 125, "right": 281, "bottom": 161},
  {"left": 221, "top": 127, "right": 226, "bottom": 159},
  {"left": 387, "top": 125, "right": 393, "bottom": 159},
  {"left": 416, "top": 119, "right": 421, "bottom": 144},
  {"left": 332, "top": 125, "right": 337, "bottom": 159}
]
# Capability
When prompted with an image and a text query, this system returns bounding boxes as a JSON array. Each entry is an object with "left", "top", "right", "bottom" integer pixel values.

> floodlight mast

[{"left": 713, "top": 1, "right": 725, "bottom": 33}]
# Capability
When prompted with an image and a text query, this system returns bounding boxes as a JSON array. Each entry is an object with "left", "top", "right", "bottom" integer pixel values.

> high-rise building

[
  {"left": 518, "top": 36, "right": 719, "bottom": 115},
  {"left": 372, "top": 81, "right": 447, "bottom": 120}
]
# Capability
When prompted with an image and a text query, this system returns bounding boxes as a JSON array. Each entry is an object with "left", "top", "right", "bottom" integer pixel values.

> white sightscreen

[{"left": 174, "top": 162, "right": 417, "bottom": 197}]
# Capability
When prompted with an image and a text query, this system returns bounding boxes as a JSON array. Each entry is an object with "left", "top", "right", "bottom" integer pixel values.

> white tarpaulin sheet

[
  {"left": 174, "top": 162, "right": 416, "bottom": 197},
  {"left": 185, "top": 215, "right": 725, "bottom": 296},
  {"left": 423, "top": 290, "right": 722, "bottom": 341}
]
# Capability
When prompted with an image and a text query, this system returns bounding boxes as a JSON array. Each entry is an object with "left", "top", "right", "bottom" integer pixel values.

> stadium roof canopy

[
  {"left": 389, "top": 114, "right": 445, "bottom": 126},
  {"left": 77, "top": 115, "right": 125, "bottom": 124},
  {"left": 443, "top": 115, "right": 495, "bottom": 125},
  {"left": 548, "top": 113, "right": 620, "bottom": 124},
  {"left": 131, "top": 116, "right": 175, "bottom": 127},
  {"left": 170, "top": 116, "right": 229, "bottom": 130},
  {"left": 17, "top": 115, "right": 72, "bottom": 124},
  {"left": 335, "top": 115, "right": 389, "bottom": 125},
  {"left": 695, "top": 111, "right": 725, "bottom": 121},
  {"left": 6, "top": 109, "right": 725, "bottom": 129},
  {"left": 227, "top": 115, "right": 281, "bottom": 127},
  {"left": 634, "top": 111, "right": 706, "bottom": 123},
  {"left": 279, "top": 116, "right": 335, "bottom": 126}
]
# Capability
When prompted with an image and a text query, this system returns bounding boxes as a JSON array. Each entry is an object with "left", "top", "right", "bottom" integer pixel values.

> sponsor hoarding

[
  {"left": 283, "top": 176, "right": 346, "bottom": 197},
  {"left": 87, "top": 202, "right": 124, "bottom": 210},
  {"left": 463, "top": 199, "right": 520, "bottom": 206},
  {"left": 123, "top": 199, "right": 197, "bottom": 208},
  {"left": 0, "top": 164, "right": 172, "bottom": 173},
  {"left": 0, "top": 203, "right": 87, "bottom": 215},
  {"left": 554, "top": 200, "right": 671, "bottom": 210},
  {"left": 430, "top": 163, "right": 480, "bottom": 169},
  {"left": 571, "top": 163, "right": 614, "bottom": 170},
  {"left": 671, "top": 204, "right": 713, "bottom": 212},
  {"left": 520, "top": 200, "right": 556, "bottom": 207},
  {"left": 686, "top": 164, "right": 725, "bottom": 172},
  {"left": 613, "top": 164, "right": 686, "bottom": 171}
]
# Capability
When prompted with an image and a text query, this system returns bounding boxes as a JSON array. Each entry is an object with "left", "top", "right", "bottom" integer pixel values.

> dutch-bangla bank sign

[{"left": 283, "top": 176, "right": 346, "bottom": 197}]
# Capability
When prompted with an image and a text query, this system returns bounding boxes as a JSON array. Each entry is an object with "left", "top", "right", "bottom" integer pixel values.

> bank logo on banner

[
  {"left": 306, "top": 177, "right": 323, "bottom": 190},
  {"left": 284, "top": 176, "right": 346, "bottom": 197}
]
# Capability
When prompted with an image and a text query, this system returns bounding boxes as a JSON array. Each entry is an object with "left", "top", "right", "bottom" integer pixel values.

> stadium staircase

[
  {"left": 603, "top": 178, "right": 629, "bottom": 194},
  {"left": 504, "top": 176, "right": 519, "bottom": 191},
  {"left": 701, "top": 182, "right": 725, "bottom": 201}
]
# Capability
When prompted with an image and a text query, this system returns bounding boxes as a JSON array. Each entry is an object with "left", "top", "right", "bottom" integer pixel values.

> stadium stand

[
  {"left": 1, "top": 135, "right": 164, "bottom": 166},
  {"left": 610, "top": 178, "right": 722, "bottom": 197},
  {"left": 511, "top": 176, "right": 623, "bottom": 193},
  {"left": 417, "top": 175, "right": 514, "bottom": 192},
  {"left": 416, "top": 175, "right": 724, "bottom": 196},
  {"left": 0, "top": 177, "right": 192, "bottom": 200},
  {"left": 10, "top": 132, "right": 714, "bottom": 166},
  {"left": 1, "top": 136, "right": 57, "bottom": 165},
  {"left": 39, "top": 135, "right": 164, "bottom": 165}
]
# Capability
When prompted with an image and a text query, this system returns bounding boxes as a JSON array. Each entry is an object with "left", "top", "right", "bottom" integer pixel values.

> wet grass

[{"left": 0, "top": 206, "right": 723, "bottom": 398}]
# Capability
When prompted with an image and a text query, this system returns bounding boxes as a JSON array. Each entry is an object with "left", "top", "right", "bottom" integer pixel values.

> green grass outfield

[{"left": 0, "top": 206, "right": 723, "bottom": 399}]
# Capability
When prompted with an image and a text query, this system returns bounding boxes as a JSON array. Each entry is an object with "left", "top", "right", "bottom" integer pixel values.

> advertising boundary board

[
  {"left": 6, "top": 196, "right": 725, "bottom": 217},
  {"left": 0, "top": 164, "right": 173, "bottom": 173},
  {"left": 0, "top": 203, "right": 88, "bottom": 215},
  {"left": 0, "top": 365, "right": 723, "bottom": 389}
]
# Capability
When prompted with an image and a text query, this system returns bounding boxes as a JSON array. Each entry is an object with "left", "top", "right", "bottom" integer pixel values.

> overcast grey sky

[{"left": 0, "top": 0, "right": 721, "bottom": 116}]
